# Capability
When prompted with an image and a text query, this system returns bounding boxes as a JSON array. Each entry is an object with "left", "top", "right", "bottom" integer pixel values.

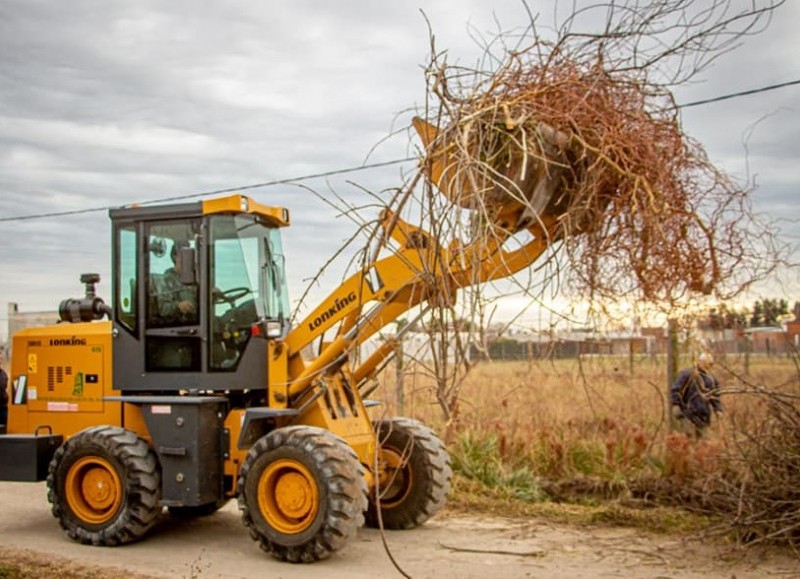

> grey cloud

[{"left": 0, "top": 0, "right": 797, "bottom": 333}]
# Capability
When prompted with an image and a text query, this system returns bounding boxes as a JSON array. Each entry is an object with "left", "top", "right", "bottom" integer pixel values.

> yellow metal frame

[
  {"left": 285, "top": 210, "right": 555, "bottom": 386},
  {"left": 202, "top": 194, "right": 290, "bottom": 227},
  {"left": 7, "top": 321, "right": 122, "bottom": 437}
]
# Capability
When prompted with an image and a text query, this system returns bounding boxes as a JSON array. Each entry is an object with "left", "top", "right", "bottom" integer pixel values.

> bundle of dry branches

[
  {"left": 639, "top": 388, "right": 800, "bottom": 550},
  {"left": 414, "top": 0, "right": 785, "bottom": 306},
  {"left": 722, "top": 391, "right": 800, "bottom": 548}
]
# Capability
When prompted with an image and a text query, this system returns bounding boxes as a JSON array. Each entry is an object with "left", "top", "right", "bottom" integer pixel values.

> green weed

[{"left": 450, "top": 432, "right": 547, "bottom": 502}]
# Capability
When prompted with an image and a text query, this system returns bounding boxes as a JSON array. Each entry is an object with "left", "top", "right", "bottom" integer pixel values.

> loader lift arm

[
  {"left": 284, "top": 206, "right": 557, "bottom": 399},
  {"left": 283, "top": 117, "right": 562, "bottom": 403}
]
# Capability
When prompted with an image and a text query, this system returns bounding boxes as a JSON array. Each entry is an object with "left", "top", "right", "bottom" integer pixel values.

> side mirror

[
  {"left": 178, "top": 247, "right": 197, "bottom": 285},
  {"left": 149, "top": 238, "right": 167, "bottom": 257}
]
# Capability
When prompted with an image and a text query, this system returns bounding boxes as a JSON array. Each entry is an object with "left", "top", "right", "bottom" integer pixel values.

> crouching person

[{"left": 670, "top": 353, "right": 723, "bottom": 438}]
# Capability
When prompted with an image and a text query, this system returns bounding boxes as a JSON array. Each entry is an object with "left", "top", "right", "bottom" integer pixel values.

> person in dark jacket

[
  {"left": 153, "top": 241, "right": 198, "bottom": 326},
  {"left": 670, "top": 353, "right": 722, "bottom": 437}
]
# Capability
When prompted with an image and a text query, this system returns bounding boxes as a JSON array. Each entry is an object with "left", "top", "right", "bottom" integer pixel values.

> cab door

[{"left": 143, "top": 220, "right": 202, "bottom": 373}]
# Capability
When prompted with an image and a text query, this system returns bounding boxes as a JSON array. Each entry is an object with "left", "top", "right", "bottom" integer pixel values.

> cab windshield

[{"left": 209, "top": 214, "right": 289, "bottom": 368}]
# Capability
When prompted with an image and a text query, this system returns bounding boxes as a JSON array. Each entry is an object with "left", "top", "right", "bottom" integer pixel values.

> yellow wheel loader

[{"left": 0, "top": 120, "right": 560, "bottom": 562}]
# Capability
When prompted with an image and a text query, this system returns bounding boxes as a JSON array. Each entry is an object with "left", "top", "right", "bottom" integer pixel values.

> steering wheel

[{"left": 213, "top": 287, "right": 251, "bottom": 304}]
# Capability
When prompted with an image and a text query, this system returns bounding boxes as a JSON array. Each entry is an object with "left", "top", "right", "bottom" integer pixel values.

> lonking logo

[
  {"left": 308, "top": 292, "right": 357, "bottom": 331},
  {"left": 49, "top": 336, "right": 87, "bottom": 347}
]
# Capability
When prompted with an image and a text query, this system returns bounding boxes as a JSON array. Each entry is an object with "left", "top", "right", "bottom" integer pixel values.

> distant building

[
  {"left": 744, "top": 326, "right": 791, "bottom": 356},
  {"left": 6, "top": 303, "right": 59, "bottom": 357},
  {"left": 641, "top": 326, "right": 668, "bottom": 354},
  {"left": 785, "top": 319, "right": 800, "bottom": 351},
  {"left": 470, "top": 327, "right": 654, "bottom": 360}
]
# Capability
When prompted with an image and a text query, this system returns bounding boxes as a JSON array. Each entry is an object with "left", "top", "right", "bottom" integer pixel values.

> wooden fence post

[
  {"left": 744, "top": 334, "right": 751, "bottom": 375},
  {"left": 667, "top": 319, "right": 679, "bottom": 431},
  {"left": 629, "top": 339, "right": 634, "bottom": 376}
]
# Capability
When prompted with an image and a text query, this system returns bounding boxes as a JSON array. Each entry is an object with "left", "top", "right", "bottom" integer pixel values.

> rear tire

[
  {"left": 365, "top": 418, "right": 451, "bottom": 529},
  {"left": 47, "top": 426, "right": 162, "bottom": 545},
  {"left": 238, "top": 426, "right": 367, "bottom": 562}
]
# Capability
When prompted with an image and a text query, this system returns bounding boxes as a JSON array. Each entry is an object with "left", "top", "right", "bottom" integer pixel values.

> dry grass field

[
  {"left": 382, "top": 354, "right": 795, "bottom": 469},
  {"left": 372, "top": 353, "right": 800, "bottom": 547}
]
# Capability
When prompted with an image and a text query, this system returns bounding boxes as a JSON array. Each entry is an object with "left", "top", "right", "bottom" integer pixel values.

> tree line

[{"left": 702, "top": 299, "right": 800, "bottom": 331}]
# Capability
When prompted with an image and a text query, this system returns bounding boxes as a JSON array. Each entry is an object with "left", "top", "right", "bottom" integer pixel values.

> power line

[
  {"left": 679, "top": 78, "right": 800, "bottom": 108},
  {"left": 2, "top": 78, "right": 798, "bottom": 224},
  {"left": 0, "top": 156, "right": 416, "bottom": 223}
]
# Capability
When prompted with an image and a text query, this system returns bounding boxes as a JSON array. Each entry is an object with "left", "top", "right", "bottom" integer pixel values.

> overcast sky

[{"left": 1, "top": 0, "right": 798, "bottom": 339}]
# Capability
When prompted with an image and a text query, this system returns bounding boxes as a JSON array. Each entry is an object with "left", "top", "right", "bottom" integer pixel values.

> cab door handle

[{"left": 173, "top": 328, "right": 198, "bottom": 336}]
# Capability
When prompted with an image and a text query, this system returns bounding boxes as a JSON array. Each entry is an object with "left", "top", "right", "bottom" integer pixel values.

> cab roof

[{"left": 109, "top": 194, "right": 290, "bottom": 227}]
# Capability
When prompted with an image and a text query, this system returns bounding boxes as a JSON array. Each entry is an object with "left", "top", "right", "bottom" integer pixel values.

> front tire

[
  {"left": 47, "top": 426, "right": 162, "bottom": 546},
  {"left": 366, "top": 418, "right": 452, "bottom": 529},
  {"left": 238, "top": 426, "right": 367, "bottom": 562}
]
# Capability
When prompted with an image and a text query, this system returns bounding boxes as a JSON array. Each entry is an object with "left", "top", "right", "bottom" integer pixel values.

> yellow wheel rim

[
  {"left": 257, "top": 459, "right": 319, "bottom": 534},
  {"left": 377, "top": 446, "right": 412, "bottom": 508},
  {"left": 65, "top": 456, "right": 123, "bottom": 525}
]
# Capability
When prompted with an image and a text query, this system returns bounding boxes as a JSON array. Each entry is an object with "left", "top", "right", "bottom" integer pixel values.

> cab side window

[
  {"left": 146, "top": 223, "right": 199, "bottom": 329},
  {"left": 116, "top": 225, "right": 137, "bottom": 332}
]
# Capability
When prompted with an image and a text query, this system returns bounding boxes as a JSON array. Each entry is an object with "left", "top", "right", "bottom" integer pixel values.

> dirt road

[{"left": 1, "top": 481, "right": 797, "bottom": 578}]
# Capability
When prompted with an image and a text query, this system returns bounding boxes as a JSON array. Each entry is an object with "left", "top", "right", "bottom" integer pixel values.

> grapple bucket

[{"left": 413, "top": 117, "right": 584, "bottom": 231}]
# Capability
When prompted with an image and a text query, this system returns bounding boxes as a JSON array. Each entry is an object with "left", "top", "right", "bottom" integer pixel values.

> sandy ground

[{"left": 1, "top": 481, "right": 798, "bottom": 579}]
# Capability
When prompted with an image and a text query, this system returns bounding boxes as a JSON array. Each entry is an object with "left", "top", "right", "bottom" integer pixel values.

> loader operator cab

[{"left": 111, "top": 196, "right": 291, "bottom": 393}]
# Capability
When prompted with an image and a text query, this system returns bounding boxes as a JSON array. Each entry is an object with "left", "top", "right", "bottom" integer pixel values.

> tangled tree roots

[{"left": 414, "top": 0, "right": 786, "bottom": 306}]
